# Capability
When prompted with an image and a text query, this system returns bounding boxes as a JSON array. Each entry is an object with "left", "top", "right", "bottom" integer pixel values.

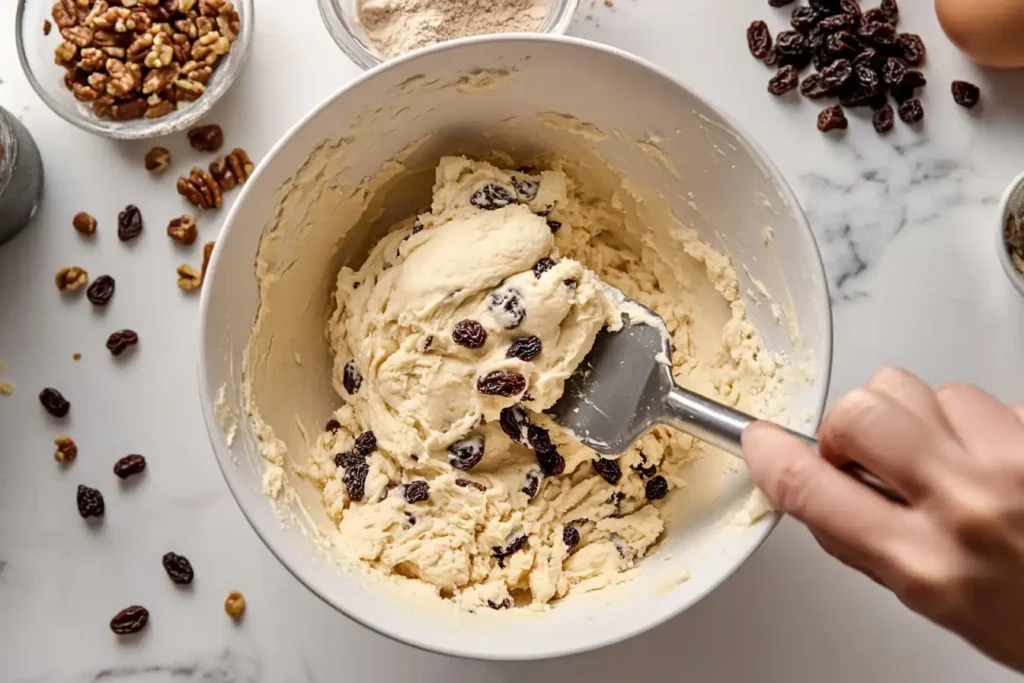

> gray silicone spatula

[{"left": 546, "top": 287, "right": 905, "bottom": 504}]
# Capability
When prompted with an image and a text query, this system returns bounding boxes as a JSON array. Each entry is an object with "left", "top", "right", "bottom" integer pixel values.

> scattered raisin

[
  {"left": 800, "top": 73, "right": 830, "bottom": 99},
  {"left": 546, "top": 220, "right": 562, "bottom": 233},
  {"left": 746, "top": 20, "right": 773, "bottom": 61},
  {"left": 898, "top": 98, "right": 924, "bottom": 124},
  {"left": 563, "top": 525, "right": 580, "bottom": 549},
  {"left": 113, "top": 454, "right": 146, "bottom": 479},
  {"left": 951, "top": 80, "right": 980, "bottom": 109},
  {"left": 774, "top": 30, "right": 810, "bottom": 68},
  {"left": 343, "top": 462, "right": 369, "bottom": 501},
  {"left": 470, "top": 184, "right": 517, "bottom": 210},
  {"left": 452, "top": 320, "right": 487, "bottom": 349},
  {"left": 354, "top": 431, "right": 377, "bottom": 455},
  {"left": 499, "top": 405, "right": 530, "bottom": 443},
  {"left": 488, "top": 598, "right": 513, "bottom": 610},
  {"left": 646, "top": 475, "right": 670, "bottom": 501},
  {"left": 342, "top": 360, "right": 362, "bottom": 395},
  {"left": 77, "top": 484, "right": 104, "bottom": 518},
  {"left": 117, "top": 205, "right": 144, "bottom": 242},
  {"left": 593, "top": 458, "right": 622, "bottom": 485},
  {"left": 448, "top": 435, "right": 485, "bottom": 471},
  {"left": 898, "top": 33, "right": 925, "bottom": 66},
  {"left": 106, "top": 329, "right": 139, "bottom": 356},
  {"left": 790, "top": 7, "right": 819, "bottom": 33},
  {"left": 162, "top": 552, "right": 194, "bottom": 585},
  {"left": 488, "top": 287, "right": 526, "bottom": 329},
  {"left": 512, "top": 176, "right": 539, "bottom": 200},
  {"left": 768, "top": 65, "right": 799, "bottom": 96},
  {"left": 110, "top": 606, "right": 149, "bottom": 634},
  {"left": 533, "top": 257, "right": 556, "bottom": 278},
  {"left": 507, "top": 336, "right": 541, "bottom": 362},
  {"left": 39, "top": 387, "right": 70, "bottom": 417},
  {"left": 536, "top": 449, "right": 565, "bottom": 477},
  {"left": 86, "top": 275, "right": 115, "bottom": 306},
  {"left": 334, "top": 450, "right": 364, "bottom": 469},
  {"left": 325, "top": 419, "right": 341, "bottom": 433},
  {"left": 821, "top": 58, "right": 853, "bottom": 91},
  {"left": 872, "top": 104, "right": 895, "bottom": 133},
  {"left": 404, "top": 480, "right": 429, "bottom": 504},
  {"left": 521, "top": 470, "right": 541, "bottom": 499},
  {"left": 817, "top": 105, "right": 849, "bottom": 132},
  {"left": 492, "top": 534, "right": 527, "bottom": 568},
  {"left": 477, "top": 371, "right": 526, "bottom": 397},
  {"left": 456, "top": 478, "right": 488, "bottom": 492},
  {"left": 879, "top": 0, "right": 899, "bottom": 24},
  {"left": 526, "top": 425, "right": 555, "bottom": 454},
  {"left": 187, "top": 124, "right": 224, "bottom": 153}
]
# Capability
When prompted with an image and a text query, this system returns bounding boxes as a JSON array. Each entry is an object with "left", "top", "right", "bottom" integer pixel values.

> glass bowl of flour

[{"left": 319, "top": 0, "right": 579, "bottom": 69}]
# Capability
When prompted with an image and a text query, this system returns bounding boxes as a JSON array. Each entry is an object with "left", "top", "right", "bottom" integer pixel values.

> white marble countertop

[{"left": 2, "top": 0, "right": 1023, "bottom": 680}]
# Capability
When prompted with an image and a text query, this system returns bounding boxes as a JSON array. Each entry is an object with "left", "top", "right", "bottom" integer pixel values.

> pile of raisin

[{"left": 748, "top": 0, "right": 941, "bottom": 134}]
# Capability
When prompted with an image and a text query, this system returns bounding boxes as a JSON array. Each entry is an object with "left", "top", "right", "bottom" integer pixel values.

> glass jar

[{"left": 0, "top": 107, "right": 44, "bottom": 245}]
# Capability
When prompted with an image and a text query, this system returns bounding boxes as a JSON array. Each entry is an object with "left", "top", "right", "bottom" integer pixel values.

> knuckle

[
  {"left": 869, "top": 366, "right": 913, "bottom": 389},
  {"left": 936, "top": 382, "right": 973, "bottom": 406},
  {"left": 897, "top": 558, "right": 955, "bottom": 611},
  {"left": 821, "top": 388, "right": 882, "bottom": 443},
  {"left": 947, "top": 489, "right": 1007, "bottom": 548}
]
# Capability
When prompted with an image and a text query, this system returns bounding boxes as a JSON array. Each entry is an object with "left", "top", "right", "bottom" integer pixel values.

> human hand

[{"left": 742, "top": 368, "right": 1024, "bottom": 673}]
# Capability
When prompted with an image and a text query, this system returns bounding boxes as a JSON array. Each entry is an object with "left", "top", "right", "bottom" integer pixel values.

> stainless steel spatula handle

[{"left": 662, "top": 386, "right": 906, "bottom": 505}]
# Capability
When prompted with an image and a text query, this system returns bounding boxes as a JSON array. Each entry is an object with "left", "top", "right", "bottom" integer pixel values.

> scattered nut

[
  {"left": 208, "top": 155, "right": 235, "bottom": 191},
  {"left": 167, "top": 215, "right": 198, "bottom": 245},
  {"left": 55, "top": 435, "right": 78, "bottom": 463},
  {"left": 226, "top": 147, "right": 254, "bottom": 185},
  {"left": 56, "top": 266, "right": 89, "bottom": 292},
  {"left": 144, "top": 146, "right": 171, "bottom": 173},
  {"left": 43, "top": 19, "right": 52, "bottom": 36},
  {"left": 187, "top": 123, "right": 223, "bottom": 152},
  {"left": 0, "top": 382, "right": 13, "bottom": 396},
  {"left": 224, "top": 591, "right": 245, "bottom": 618},
  {"left": 177, "top": 263, "right": 202, "bottom": 291},
  {"left": 72, "top": 212, "right": 97, "bottom": 236},
  {"left": 177, "top": 166, "right": 222, "bottom": 210},
  {"left": 201, "top": 241, "right": 214, "bottom": 282}
]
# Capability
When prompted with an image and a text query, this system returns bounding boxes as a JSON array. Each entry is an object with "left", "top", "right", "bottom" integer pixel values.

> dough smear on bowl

[{"left": 247, "top": 154, "right": 792, "bottom": 611}]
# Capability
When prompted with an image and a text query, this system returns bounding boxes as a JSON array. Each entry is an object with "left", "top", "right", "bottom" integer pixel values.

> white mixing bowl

[{"left": 198, "top": 35, "right": 833, "bottom": 660}]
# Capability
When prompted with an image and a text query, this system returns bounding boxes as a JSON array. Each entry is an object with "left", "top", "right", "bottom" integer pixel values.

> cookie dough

[{"left": 285, "top": 156, "right": 789, "bottom": 610}]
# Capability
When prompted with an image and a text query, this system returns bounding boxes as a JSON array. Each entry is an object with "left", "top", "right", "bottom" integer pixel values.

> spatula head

[{"left": 546, "top": 290, "right": 675, "bottom": 456}]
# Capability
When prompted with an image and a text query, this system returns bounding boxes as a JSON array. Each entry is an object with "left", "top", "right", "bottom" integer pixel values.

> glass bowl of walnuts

[{"left": 16, "top": 0, "right": 254, "bottom": 140}]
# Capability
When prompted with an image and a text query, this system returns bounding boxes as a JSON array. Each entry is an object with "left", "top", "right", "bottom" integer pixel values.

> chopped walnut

[
  {"left": 54, "top": 41, "right": 77, "bottom": 65},
  {"left": 201, "top": 240, "right": 214, "bottom": 282},
  {"left": 56, "top": 266, "right": 89, "bottom": 292},
  {"left": 173, "top": 78, "right": 205, "bottom": 102},
  {"left": 177, "top": 263, "right": 202, "bottom": 291},
  {"left": 145, "top": 98, "right": 174, "bottom": 118},
  {"left": 110, "top": 98, "right": 147, "bottom": 121},
  {"left": 144, "top": 146, "right": 171, "bottom": 173},
  {"left": 176, "top": 166, "right": 221, "bottom": 209},
  {"left": 187, "top": 123, "right": 223, "bottom": 152},
  {"left": 105, "top": 58, "right": 134, "bottom": 96},
  {"left": 73, "top": 212, "right": 97, "bottom": 235},
  {"left": 44, "top": 19, "right": 53, "bottom": 35},
  {"left": 142, "top": 63, "right": 179, "bottom": 95},
  {"left": 55, "top": 435, "right": 78, "bottom": 463},
  {"left": 167, "top": 215, "right": 198, "bottom": 245}
]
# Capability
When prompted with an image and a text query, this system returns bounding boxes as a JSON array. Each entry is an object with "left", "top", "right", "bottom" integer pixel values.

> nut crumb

[
  {"left": 188, "top": 124, "right": 224, "bottom": 152},
  {"left": 43, "top": 19, "right": 52, "bottom": 35},
  {"left": 73, "top": 353, "right": 82, "bottom": 361},
  {"left": 72, "top": 212, "right": 97, "bottom": 236},
  {"left": 177, "top": 263, "right": 202, "bottom": 291},
  {"left": 56, "top": 266, "right": 89, "bottom": 292},
  {"left": 0, "top": 382, "right": 13, "bottom": 396},
  {"left": 167, "top": 215, "right": 198, "bottom": 245},
  {"left": 55, "top": 435, "right": 77, "bottom": 463},
  {"left": 145, "top": 147, "right": 171, "bottom": 174},
  {"left": 224, "top": 590, "right": 245, "bottom": 618},
  {"left": 201, "top": 241, "right": 214, "bottom": 282}
]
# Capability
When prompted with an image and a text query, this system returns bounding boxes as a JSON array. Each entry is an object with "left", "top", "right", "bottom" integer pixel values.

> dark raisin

[
  {"left": 800, "top": 73, "right": 831, "bottom": 99},
  {"left": 859, "top": 21, "right": 897, "bottom": 48},
  {"left": 405, "top": 512, "right": 416, "bottom": 526},
  {"left": 106, "top": 329, "right": 139, "bottom": 356},
  {"left": 86, "top": 274, "right": 115, "bottom": 306},
  {"left": 110, "top": 606, "right": 149, "bottom": 634},
  {"left": 808, "top": 0, "right": 842, "bottom": 14},
  {"left": 763, "top": 46, "right": 779, "bottom": 66},
  {"left": 342, "top": 360, "right": 362, "bottom": 395},
  {"left": 861, "top": 7, "right": 886, "bottom": 25},
  {"left": 825, "top": 30, "right": 862, "bottom": 59},
  {"left": 645, "top": 475, "right": 670, "bottom": 501},
  {"left": 879, "top": 0, "right": 899, "bottom": 24},
  {"left": 404, "top": 480, "right": 429, "bottom": 504},
  {"left": 854, "top": 47, "right": 880, "bottom": 69},
  {"left": 512, "top": 176, "right": 539, "bottom": 200},
  {"left": 487, "top": 287, "right": 526, "bottom": 329},
  {"left": 951, "top": 80, "right": 980, "bottom": 109},
  {"left": 768, "top": 0, "right": 797, "bottom": 6},
  {"left": 840, "top": 0, "right": 861, "bottom": 19},
  {"left": 325, "top": 419, "right": 341, "bottom": 433},
  {"left": 499, "top": 405, "right": 530, "bottom": 443},
  {"left": 162, "top": 552, "right": 194, "bottom": 585},
  {"left": 470, "top": 184, "right": 517, "bottom": 210},
  {"left": 821, "top": 58, "right": 853, "bottom": 90},
  {"left": 452, "top": 319, "right": 487, "bottom": 349},
  {"left": 456, "top": 478, "right": 488, "bottom": 492},
  {"left": 117, "top": 204, "right": 143, "bottom": 241},
  {"left": 113, "top": 454, "right": 146, "bottom": 479},
  {"left": 768, "top": 65, "right": 799, "bottom": 95},
  {"left": 790, "top": 7, "right": 820, "bottom": 33},
  {"left": 774, "top": 30, "right": 810, "bottom": 68},
  {"left": 448, "top": 435, "right": 485, "bottom": 471},
  {"left": 746, "top": 20, "right": 773, "bottom": 60},
  {"left": 507, "top": 336, "right": 542, "bottom": 362},
  {"left": 334, "top": 450, "right": 364, "bottom": 469},
  {"left": 477, "top": 371, "right": 526, "bottom": 397},
  {"left": 423, "top": 336, "right": 433, "bottom": 351},
  {"left": 872, "top": 104, "right": 895, "bottom": 133},
  {"left": 898, "top": 33, "right": 925, "bottom": 65},
  {"left": 563, "top": 279, "right": 577, "bottom": 289},
  {"left": 634, "top": 462, "right": 658, "bottom": 479},
  {"left": 817, "top": 105, "right": 849, "bottom": 132},
  {"left": 546, "top": 220, "right": 562, "bottom": 233},
  {"left": 488, "top": 598, "right": 513, "bottom": 610},
  {"left": 882, "top": 57, "right": 906, "bottom": 87},
  {"left": 892, "top": 70, "right": 926, "bottom": 101},
  {"left": 521, "top": 470, "right": 541, "bottom": 499},
  {"left": 854, "top": 63, "right": 881, "bottom": 96},
  {"left": 343, "top": 462, "right": 369, "bottom": 501},
  {"left": 818, "top": 12, "right": 857, "bottom": 33},
  {"left": 354, "top": 431, "right": 377, "bottom": 455},
  {"left": 492, "top": 534, "right": 527, "bottom": 568},
  {"left": 536, "top": 449, "right": 565, "bottom": 477},
  {"left": 411, "top": 218, "right": 424, "bottom": 234},
  {"left": 77, "top": 484, "right": 105, "bottom": 518},
  {"left": 592, "top": 458, "right": 622, "bottom": 485},
  {"left": 563, "top": 525, "right": 580, "bottom": 549},
  {"left": 898, "top": 98, "right": 924, "bottom": 124},
  {"left": 533, "top": 257, "right": 556, "bottom": 278},
  {"left": 39, "top": 387, "right": 70, "bottom": 417},
  {"left": 526, "top": 425, "right": 555, "bottom": 454},
  {"left": 838, "top": 89, "right": 874, "bottom": 109}
]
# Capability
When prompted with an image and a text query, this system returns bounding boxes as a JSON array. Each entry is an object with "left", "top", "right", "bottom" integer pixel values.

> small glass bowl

[
  {"left": 318, "top": 0, "right": 579, "bottom": 70},
  {"left": 15, "top": 0, "right": 254, "bottom": 140},
  {"left": 998, "top": 170, "right": 1024, "bottom": 297}
]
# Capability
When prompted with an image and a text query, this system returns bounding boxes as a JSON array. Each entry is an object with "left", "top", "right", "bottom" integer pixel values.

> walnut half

[{"left": 56, "top": 266, "right": 89, "bottom": 292}]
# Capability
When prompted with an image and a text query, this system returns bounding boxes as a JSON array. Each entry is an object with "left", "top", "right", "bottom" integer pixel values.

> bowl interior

[
  {"left": 200, "top": 36, "right": 832, "bottom": 660},
  {"left": 16, "top": 0, "right": 253, "bottom": 139},
  {"left": 999, "top": 172, "right": 1024, "bottom": 296}
]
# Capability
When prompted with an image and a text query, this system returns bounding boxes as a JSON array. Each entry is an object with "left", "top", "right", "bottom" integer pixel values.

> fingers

[
  {"left": 868, "top": 368, "right": 953, "bottom": 437},
  {"left": 937, "top": 384, "right": 1024, "bottom": 459},
  {"left": 819, "top": 388, "right": 950, "bottom": 501},
  {"left": 743, "top": 421, "right": 905, "bottom": 567}
]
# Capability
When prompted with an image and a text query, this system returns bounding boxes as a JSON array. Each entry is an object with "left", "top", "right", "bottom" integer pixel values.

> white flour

[{"left": 357, "top": 0, "right": 554, "bottom": 59}]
